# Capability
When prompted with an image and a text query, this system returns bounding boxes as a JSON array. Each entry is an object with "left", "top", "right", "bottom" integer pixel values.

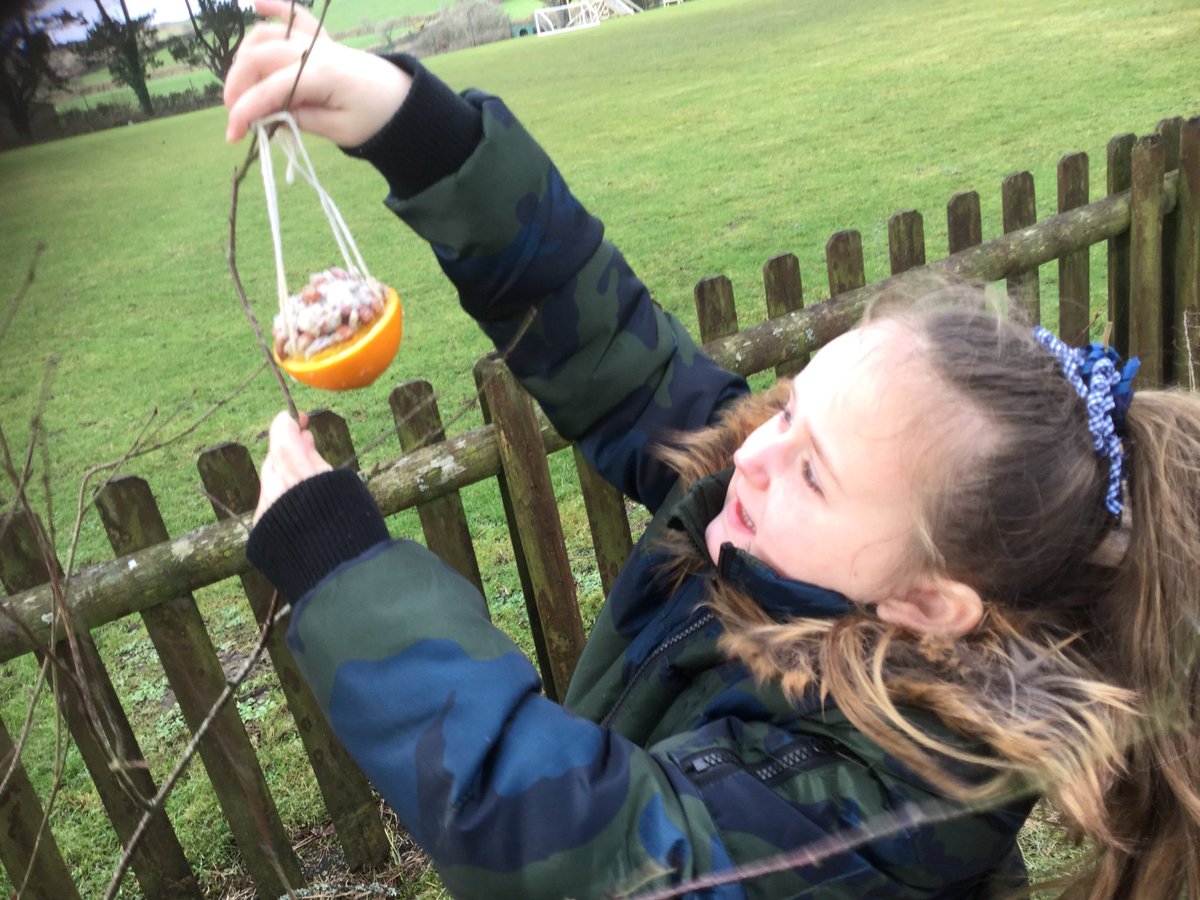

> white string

[{"left": 253, "top": 112, "right": 373, "bottom": 339}]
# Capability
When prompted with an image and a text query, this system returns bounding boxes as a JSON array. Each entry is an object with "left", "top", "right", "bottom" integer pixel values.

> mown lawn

[{"left": 1, "top": 0, "right": 1196, "bottom": 894}]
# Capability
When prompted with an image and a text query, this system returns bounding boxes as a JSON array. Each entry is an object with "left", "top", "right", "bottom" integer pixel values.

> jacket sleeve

[
  {"left": 247, "top": 474, "right": 1017, "bottom": 900},
  {"left": 348, "top": 59, "right": 747, "bottom": 512}
]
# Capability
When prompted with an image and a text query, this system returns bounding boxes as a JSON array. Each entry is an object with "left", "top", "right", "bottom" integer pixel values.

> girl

[{"left": 228, "top": 4, "right": 1200, "bottom": 896}]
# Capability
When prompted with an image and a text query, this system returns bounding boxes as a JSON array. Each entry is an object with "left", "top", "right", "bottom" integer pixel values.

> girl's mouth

[{"left": 734, "top": 499, "right": 756, "bottom": 534}]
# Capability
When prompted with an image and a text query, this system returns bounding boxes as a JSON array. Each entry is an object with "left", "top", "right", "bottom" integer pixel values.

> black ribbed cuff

[
  {"left": 340, "top": 53, "right": 484, "bottom": 200},
  {"left": 246, "top": 468, "right": 391, "bottom": 602}
]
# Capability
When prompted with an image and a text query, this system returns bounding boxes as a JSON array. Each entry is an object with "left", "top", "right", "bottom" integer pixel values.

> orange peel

[{"left": 275, "top": 286, "right": 403, "bottom": 391}]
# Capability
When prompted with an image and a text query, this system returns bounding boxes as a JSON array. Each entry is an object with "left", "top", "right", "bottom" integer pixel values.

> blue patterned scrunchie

[{"left": 1032, "top": 326, "right": 1141, "bottom": 517}]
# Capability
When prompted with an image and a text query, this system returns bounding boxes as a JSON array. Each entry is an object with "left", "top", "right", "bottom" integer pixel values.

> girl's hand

[
  {"left": 225, "top": 0, "right": 412, "bottom": 147},
  {"left": 253, "top": 410, "right": 333, "bottom": 525}
]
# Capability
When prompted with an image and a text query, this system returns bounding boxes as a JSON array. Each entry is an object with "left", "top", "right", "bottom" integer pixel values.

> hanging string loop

[{"left": 254, "top": 112, "right": 373, "bottom": 345}]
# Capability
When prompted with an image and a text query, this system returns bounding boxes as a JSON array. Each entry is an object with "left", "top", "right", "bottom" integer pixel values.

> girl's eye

[
  {"left": 781, "top": 407, "right": 794, "bottom": 427},
  {"left": 802, "top": 460, "right": 822, "bottom": 495}
]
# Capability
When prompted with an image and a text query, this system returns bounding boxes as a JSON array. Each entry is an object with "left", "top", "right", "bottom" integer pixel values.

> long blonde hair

[{"left": 657, "top": 287, "right": 1200, "bottom": 898}]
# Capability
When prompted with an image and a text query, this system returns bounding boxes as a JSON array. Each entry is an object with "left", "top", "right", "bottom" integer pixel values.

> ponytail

[{"left": 1068, "top": 392, "right": 1200, "bottom": 898}]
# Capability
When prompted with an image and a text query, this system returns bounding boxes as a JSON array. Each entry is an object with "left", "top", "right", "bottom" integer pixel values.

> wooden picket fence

[{"left": 1, "top": 115, "right": 1198, "bottom": 899}]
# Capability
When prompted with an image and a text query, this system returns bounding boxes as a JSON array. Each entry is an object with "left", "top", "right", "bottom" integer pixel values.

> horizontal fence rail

[
  {"left": 1, "top": 114, "right": 1197, "bottom": 898},
  {"left": 0, "top": 167, "right": 1189, "bottom": 664}
]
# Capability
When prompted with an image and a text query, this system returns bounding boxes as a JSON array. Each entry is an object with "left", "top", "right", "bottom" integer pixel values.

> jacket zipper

[
  {"left": 681, "top": 736, "right": 842, "bottom": 785},
  {"left": 600, "top": 611, "right": 715, "bottom": 729}
]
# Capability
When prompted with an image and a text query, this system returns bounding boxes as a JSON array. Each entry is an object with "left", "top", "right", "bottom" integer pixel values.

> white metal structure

[{"left": 535, "top": 0, "right": 641, "bottom": 36}]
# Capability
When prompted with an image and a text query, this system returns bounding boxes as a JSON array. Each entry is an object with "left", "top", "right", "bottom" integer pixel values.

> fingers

[
  {"left": 254, "top": 0, "right": 324, "bottom": 37},
  {"left": 254, "top": 410, "right": 332, "bottom": 524},
  {"left": 267, "top": 410, "right": 326, "bottom": 474},
  {"left": 225, "top": 52, "right": 306, "bottom": 141}
]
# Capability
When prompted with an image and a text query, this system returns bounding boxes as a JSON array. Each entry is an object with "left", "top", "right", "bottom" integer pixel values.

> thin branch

[
  {"left": 0, "top": 241, "right": 46, "bottom": 350},
  {"left": 100, "top": 590, "right": 284, "bottom": 900},
  {"left": 227, "top": 170, "right": 298, "bottom": 421},
  {"left": 0, "top": 656, "right": 50, "bottom": 801},
  {"left": 626, "top": 791, "right": 1035, "bottom": 900},
  {"left": 333, "top": 304, "right": 542, "bottom": 472},
  {"left": 223, "top": 0, "right": 344, "bottom": 424}
]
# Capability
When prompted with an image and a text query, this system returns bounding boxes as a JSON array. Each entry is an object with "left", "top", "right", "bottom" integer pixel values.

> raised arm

[{"left": 225, "top": 3, "right": 746, "bottom": 510}]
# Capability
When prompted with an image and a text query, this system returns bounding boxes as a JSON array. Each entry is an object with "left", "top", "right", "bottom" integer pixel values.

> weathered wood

[
  {"left": 0, "top": 171, "right": 1184, "bottom": 665},
  {"left": 1176, "top": 118, "right": 1200, "bottom": 388},
  {"left": 94, "top": 477, "right": 305, "bottom": 899},
  {"left": 762, "top": 253, "right": 806, "bottom": 378},
  {"left": 572, "top": 447, "right": 632, "bottom": 597},
  {"left": 888, "top": 210, "right": 926, "bottom": 275},
  {"left": 694, "top": 275, "right": 739, "bottom": 342},
  {"left": 0, "top": 421, "right": 514, "bottom": 662},
  {"left": 1057, "top": 152, "right": 1091, "bottom": 344},
  {"left": 479, "top": 360, "right": 585, "bottom": 701},
  {"left": 947, "top": 191, "right": 983, "bottom": 254},
  {"left": 1002, "top": 171, "right": 1040, "bottom": 322},
  {"left": 0, "top": 716, "right": 81, "bottom": 899},
  {"left": 0, "top": 511, "right": 200, "bottom": 899},
  {"left": 472, "top": 358, "right": 549, "bottom": 687},
  {"left": 196, "top": 445, "right": 391, "bottom": 872},
  {"left": 1158, "top": 117, "right": 1184, "bottom": 378},
  {"left": 389, "top": 381, "right": 485, "bottom": 595},
  {"left": 1130, "top": 134, "right": 1165, "bottom": 384},
  {"left": 825, "top": 230, "right": 865, "bottom": 298},
  {"left": 307, "top": 409, "right": 358, "bottom": 471},
  {"left": 1107, "top": 133, "right": 1136, "bottom": 355}
]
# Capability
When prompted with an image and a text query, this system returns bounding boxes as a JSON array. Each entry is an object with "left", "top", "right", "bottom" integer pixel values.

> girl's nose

[{"left": 734, "top": 423, "right": 786, "bottom": 489}]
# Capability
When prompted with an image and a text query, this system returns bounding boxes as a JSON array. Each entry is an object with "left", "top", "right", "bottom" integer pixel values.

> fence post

[
  {"left": 196, "top": 444, "right": 391, "bottom": 872},
  {"left": 1130, "top": 134, "right": 1166, "bottom": 384},
  {"left": 1057, "top": 152, "right": 1091, "bottom": 344},
  {"left": 1107, "top": 133, "right": 1136, "bottom": 355},
  {"left": 0, "top": 510, "right": 200, "bottom": 898},
  {"left": 826, "top": 230, "right": 866, "bottom": 298},
  {"left": 473, "top": 358, "right": 547, "bottom": 679},
  {"left": 572, "top": 447, "right": 633, "bottom": 598},
  {"left": 94, "top": 477, "right": 305, "bottom": 898},
  {"left": 947, "top": 191, "right": 983, "bottom": 254},
  {"left": 307, "top": 408, "right": 358, "bottom": 470},
  {"left": 1158, "top": 117, "right": 1184, "bottom": 378},
  {"left": 694, "top": 275, "right": 739, "bottom": 341},
  {"left": 0, "top": 519, "right": 82, "bottom": 900},
  {"left": 1003, "top": 171, "right": 1040, "bottom": 323},
  {"left": 888, "top": 210, "right": 926, "bottom": 275},
  {"left": 1176, "top": 117, "right": 1200, "bottom": 388},
  {"left": 763, "top": 253, "right": 806, "bottom": 378},
  {"left": 389, "top": 381, "right": 485, "bottom": 595},
  {"left": 478, "top": 360, "right": 585, "bottom": 701},
  {"left": 0, "top": 717, "right": 80, "bottom": 900}
]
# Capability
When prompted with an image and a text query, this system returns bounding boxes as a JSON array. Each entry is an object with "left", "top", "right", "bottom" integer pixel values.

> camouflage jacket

[{"left": 247, "top": 61, "right": 1029, "bottom": 899}]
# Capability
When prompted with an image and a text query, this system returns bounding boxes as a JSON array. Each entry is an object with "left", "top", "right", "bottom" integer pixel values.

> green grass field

[{"left": 1, "top": 0, "right": 1196, "bottom": 893}]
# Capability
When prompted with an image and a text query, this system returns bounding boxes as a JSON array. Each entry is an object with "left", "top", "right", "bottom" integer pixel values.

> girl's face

[{"left": 705, "top": 322, "right": 939, "bottom": 604}]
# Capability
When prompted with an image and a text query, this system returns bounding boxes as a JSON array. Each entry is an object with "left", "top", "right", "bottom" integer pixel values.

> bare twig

[
  {"left": 626, "top": 791, "right": 1034, "bottom": 900},
  {"left": 225, "top": 0, "right": 335, "bottom": 423},
  {"left": 0, "top": 241, "right": 46, "bottom": 350},
  {"left": 100, "top": 591, "right": 284, "bottom": 900},
  {"left": 0, "top": 655, "right": 50, "bottom": 801},
  {"left": 226, "top": 171, "right": 299, "bottom": 420},
  {"left": 326, "top": 304, "right": 543, "bottom": 472}
]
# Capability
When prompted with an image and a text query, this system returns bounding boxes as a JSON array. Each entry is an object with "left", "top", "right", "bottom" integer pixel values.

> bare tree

[{"left": 83, "top": 0, "right": 160, "bottom": 116}]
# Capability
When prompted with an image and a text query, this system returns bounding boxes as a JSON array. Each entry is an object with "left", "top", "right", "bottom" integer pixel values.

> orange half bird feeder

[{"left": 256, "top": 112, "right": 403, "bottom": 391}]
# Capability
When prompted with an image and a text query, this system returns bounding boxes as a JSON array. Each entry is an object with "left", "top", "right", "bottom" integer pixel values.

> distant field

[{"left": 3, "top": 0, "right": 1197, "bottom": 893}]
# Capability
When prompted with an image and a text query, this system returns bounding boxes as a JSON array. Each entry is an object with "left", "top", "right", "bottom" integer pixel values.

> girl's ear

[{"left": 875, "top": 576, "right": 983, "bottom": 637}]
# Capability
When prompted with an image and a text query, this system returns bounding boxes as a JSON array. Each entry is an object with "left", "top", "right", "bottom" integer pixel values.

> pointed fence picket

[{"left": 1, "top": 115, "right": 1198, "bottom": 897}]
